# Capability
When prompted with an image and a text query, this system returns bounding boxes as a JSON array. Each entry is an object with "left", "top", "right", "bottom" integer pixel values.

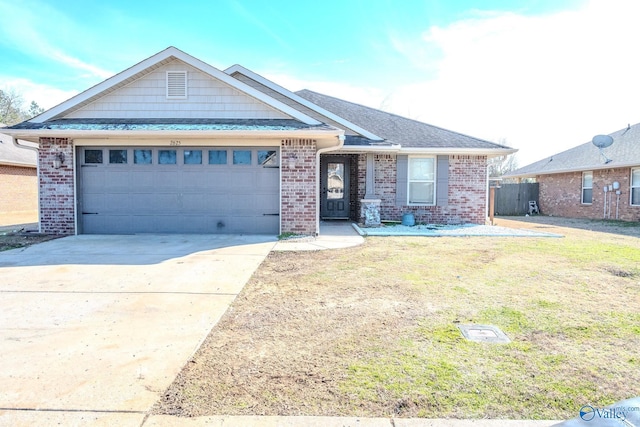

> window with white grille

[{"left": 166, "top": 71, "right": 187, "bottom": 99}]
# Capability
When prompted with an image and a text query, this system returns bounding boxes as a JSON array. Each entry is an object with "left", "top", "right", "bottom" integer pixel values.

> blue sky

[{"left": 1, "top": 0, "right": 638, "bottom": 165}]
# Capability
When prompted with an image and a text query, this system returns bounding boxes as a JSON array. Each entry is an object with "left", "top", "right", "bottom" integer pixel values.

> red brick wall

[
  {"left": 538, "top": 168, "right": 640, "bottom": 221},
  {"left": 0, "top": 165, "right": 37, "bottom": 213},
  {"left": 359, "top": 153, "right": 488, "bottom": 225},
  {"left": 39, "top": 138, "right": 75, "bottom": 235},
  {"left": 280, "top": 138, "right": 317, "bottom": 235}
]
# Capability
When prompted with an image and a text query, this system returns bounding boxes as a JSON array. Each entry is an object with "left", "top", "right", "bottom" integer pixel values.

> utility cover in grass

[{"left": 457, "top": 324, "right": 511, "bottom": 343}]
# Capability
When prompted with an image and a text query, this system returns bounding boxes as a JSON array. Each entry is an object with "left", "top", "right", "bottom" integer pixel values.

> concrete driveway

[{"left": 0, "top": 234, "right": 276, "bottom": 426}]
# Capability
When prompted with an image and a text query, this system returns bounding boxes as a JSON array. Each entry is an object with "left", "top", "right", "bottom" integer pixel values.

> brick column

[
  {"left": 39, "top": 137, "right": 75, "bottom": 235},
  {"left": 280, "top": 138, "right": 317, "bottom": 235}
]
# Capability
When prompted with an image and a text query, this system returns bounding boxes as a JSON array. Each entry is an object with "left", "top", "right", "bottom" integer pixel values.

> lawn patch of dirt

[
  {"left": 0, "top": 230, "right": 60, "bottom": 252},
  {"left": 154, "top": 217, "right": 640, "bottom": 419}
]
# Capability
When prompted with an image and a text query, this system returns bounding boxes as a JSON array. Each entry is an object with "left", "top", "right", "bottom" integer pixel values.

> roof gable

[
  {"left": 225, "top": 65, "right": 383, "bottom": 141},
  {"left": 32, "top": 47, "right": 321, "bottom": 125},
  {"left": 507, "top": 123, "right": 640, "bottom": 178}
]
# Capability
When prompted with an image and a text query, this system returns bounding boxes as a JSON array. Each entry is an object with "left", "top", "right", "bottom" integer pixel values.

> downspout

[
  {"left": 11, "top": 136, "right": 41, "bottom": 232},
  {"left": 315, "top": 134, "right": 345, "bottom": 236}
]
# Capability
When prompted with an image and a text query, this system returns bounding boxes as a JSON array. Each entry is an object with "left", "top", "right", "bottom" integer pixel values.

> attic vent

[{"left": 166, "top": 71, "right": 187, "bottom": 99}]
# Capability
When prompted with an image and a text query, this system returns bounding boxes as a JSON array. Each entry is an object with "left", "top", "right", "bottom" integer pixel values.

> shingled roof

[
  {"left": 506, "top": 123, "right": 640, "bottom": 178},
  {"left": 295, "top": 89, "right": 511, "bottom": 151},
  {"left": 0, "top": 131, "right": 37, "bottom": 167}
]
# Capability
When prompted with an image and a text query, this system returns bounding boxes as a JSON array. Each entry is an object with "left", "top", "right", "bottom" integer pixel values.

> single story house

[
  {"left": 1, "top": 47, "right": 514, "bottom": 235},
  {"left": 0, "top": 129, "right": 38, "bottom": 218},
  {"left": 505, "top": 124, "right": 640, "bottom": 221}
]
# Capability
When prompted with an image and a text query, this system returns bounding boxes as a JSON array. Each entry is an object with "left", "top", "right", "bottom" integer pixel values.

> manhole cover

[{"left": 457, "top": 324, "right": 510, "bottom": 343}]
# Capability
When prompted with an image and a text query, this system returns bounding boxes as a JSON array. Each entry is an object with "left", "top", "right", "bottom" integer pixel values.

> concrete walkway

[{"left": 273, "top": 221, "right": 365, "bottom": 251}]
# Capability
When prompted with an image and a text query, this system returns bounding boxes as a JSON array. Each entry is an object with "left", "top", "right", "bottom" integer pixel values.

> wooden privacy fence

[{"left": 493, "top": 183, "right": 539, "bottom": 215}]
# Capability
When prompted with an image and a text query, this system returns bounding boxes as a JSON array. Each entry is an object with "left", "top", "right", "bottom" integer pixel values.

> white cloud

[
  {"left": 380, "top": 0, "right": 640, "bottom": 166},
  {"left": 0, "top": 0, "right": 113, "bottom": 80},
  {"left": 0, "top": 78, "right": 77, "bottom": 110}
]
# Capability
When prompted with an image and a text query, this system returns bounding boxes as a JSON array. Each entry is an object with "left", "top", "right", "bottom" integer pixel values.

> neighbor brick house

[
  {"left": 0, "top": 130, "right": 38, "bottom": 218},
  {"left": 1, "top": 47, "right": 514, "bottom": 235},
  {"left": 506, "top": 124, "right": 640, "bottom": 222}
]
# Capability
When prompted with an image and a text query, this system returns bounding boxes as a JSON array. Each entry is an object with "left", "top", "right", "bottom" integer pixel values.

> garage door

[{"left": 78, "top": 146, "right": 280, "bottom": 234}]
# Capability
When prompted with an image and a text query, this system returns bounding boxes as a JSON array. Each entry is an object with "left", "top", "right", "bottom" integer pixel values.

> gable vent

[{"left": 166, "top": 71, "right": 187, "bottom": 99}]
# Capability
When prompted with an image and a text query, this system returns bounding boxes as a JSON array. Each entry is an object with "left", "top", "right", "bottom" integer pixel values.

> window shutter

[
  {"left": 396, "top": 155, "right": 408, "bottom": 206},
  {"left": 436, "top": 155, "right": 449, "bottom": 206},
  {"left": 166, "top": 71, "right": 187, "bottom": 99}
]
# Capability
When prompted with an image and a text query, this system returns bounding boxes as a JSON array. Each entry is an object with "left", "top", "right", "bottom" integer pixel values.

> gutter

[
  {"left": 507, "top": 160, "right": 640, "bottom": 180},
  {"left": 316, "top": 133, "right": 346, "bottom": 235},
  {"left": 0, "top": 128, "right": 343, "bottom": 143},
  {"left": 11, "top": 136, "right": 41, "bottom": 232},
  {"left": 338, "top": 144, "right": 517, "bottom": 157}
]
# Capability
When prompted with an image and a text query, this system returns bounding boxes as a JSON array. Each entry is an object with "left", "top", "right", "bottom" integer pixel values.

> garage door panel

[
  {"left": 80, "top": 146, "right": 280, "bottom": 234},
  {"left": 104, "top": 170, "right": 132, "bottom": 190}
]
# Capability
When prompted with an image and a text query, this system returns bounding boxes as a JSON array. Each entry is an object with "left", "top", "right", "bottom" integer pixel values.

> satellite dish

[
  {"left": 592, "top": 134, "right": 614, "bottom": 164},
  {"left": 592, "top": 134, "right": 614, "bottom": 149}
]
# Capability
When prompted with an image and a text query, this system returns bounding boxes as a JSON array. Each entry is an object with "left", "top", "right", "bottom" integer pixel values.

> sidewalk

[{"left": 145, "top": 415, "right": 561, "bottom": 426}]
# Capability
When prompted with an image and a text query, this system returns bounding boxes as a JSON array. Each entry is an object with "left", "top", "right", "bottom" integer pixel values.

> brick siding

[
  {"left": 0, "top": 165, "right": 37, "bottom": 213},
  {"left": 280, "top": 138, "right": 317, "bottom": 235},
  {"left": 538, "top": 168, "right": 640, "bottom": 221},
  {"left": 39, "top": 138, "right": 75, "bottom": 235},
  {"left": 357, "top": 153, "right": 488, "bottom": 225}
]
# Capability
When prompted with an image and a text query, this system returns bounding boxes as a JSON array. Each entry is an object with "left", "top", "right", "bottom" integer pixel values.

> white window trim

[
  {"left": 407, "top": 156, "right": 436, "bottom": 206},
  {"left": 631, "top": 167, "right": 640, "bottom": 206},
  {"left": 166, "top": 71, "right": 187, "bottom": 99},
  {"left": 581, "top": 171, "right": 593, "bottom": 205}
]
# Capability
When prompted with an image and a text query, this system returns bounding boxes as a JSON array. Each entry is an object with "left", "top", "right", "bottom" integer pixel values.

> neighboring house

[
  {"left": 1, "top": 47, "right": 514, "bottom": 235},
  {"left": 0, "top": 129, "right": 38, "bottom": 217},
  {"left": 505, "top": 124, "right": 640, "bottom": 221}
]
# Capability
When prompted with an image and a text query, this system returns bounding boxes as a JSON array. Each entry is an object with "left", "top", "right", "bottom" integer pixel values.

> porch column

[{"left": 361, "top": 153, "right": 381, "bottom": 226}]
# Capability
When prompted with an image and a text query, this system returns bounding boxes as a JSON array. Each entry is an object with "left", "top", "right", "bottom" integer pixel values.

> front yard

[{"left": 155, "top": 217, "right": 640, "bottom": 420}]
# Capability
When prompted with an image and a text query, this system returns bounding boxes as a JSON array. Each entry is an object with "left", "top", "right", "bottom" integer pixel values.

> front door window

[{"left": 327, "top": 162, "right": 344, "bottom": 200}]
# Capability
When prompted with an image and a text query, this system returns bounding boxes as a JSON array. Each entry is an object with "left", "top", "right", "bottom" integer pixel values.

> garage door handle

[
  {"left": 82, "top": 212, "right": 99, "bottom": 215},
  {"left": 263, "top": 213, "right": 280, "bottom": 216}
]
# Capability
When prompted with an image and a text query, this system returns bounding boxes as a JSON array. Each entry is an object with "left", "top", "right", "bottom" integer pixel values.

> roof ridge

[{"left": 296, "top": 89, "right": 510, "bottom": 149}]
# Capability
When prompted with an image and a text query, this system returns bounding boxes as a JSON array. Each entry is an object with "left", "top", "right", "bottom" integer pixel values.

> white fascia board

[
  {"left": 0, "top": 127, "right": 344, "bottom": 144},
  {"left": 224, "top": 64, "right": 384, "bottom": 141},
  {"left": 338, "top": 145, "right": 517, "bottom": 156},
  {"left": 399, "top": 147, "right": 518, "bottom": 157},
  {"left": 32, "top": 47, "right": 322, "bottom": 126}
]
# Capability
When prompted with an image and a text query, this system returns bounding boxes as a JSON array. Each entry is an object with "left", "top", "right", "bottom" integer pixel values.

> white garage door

[{"left": 78, "top": 146, "right": 280, "bottom": 234}]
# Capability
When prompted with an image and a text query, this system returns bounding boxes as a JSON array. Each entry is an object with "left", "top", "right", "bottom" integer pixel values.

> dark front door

[{"left": 321, "top": 156, "right": 350, "bottom": 219}]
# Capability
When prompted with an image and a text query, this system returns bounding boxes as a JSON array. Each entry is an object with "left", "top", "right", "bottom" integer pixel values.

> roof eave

[
  {"left": 0, "top": 160, "right": 36, "bottom": 168},
  {"left": 0, "top": 128, "right": 345, "bottom": 143},
  {"left": 507, "top": 160, "right": 640, "bottom": 179},
  {"left": 338, "top": 145, "right": 517, "bottom": 156}
]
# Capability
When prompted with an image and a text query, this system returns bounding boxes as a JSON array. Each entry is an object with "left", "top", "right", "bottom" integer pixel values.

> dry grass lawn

[{"left": 155, "top": 217, "right": 640, "bottom": 420}]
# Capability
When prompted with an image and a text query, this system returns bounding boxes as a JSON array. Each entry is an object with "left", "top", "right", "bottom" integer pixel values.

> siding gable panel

[{"left": 65, "top": 59, "right": 290, "bottom": 120}]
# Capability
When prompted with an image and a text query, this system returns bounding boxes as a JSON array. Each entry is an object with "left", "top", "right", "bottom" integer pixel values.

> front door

[{"left": 321, "top": 156, "right": 350, "bottom": 219}]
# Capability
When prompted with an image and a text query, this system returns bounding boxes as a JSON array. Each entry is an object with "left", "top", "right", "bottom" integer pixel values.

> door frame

[{"left": 320, "top": 155, "right": 351, "bottom": 219}]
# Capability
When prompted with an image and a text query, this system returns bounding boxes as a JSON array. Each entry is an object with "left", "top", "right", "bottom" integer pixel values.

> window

[
  {"left": 84, "top": 149, "right": 103, "bottom": 164},
  {"left": 158, "top": 150, "right": 177, "bottom": 165},
  {"left": 134, "top": 149, "right": 152, "bottom": 164},
  {"left": 582, "top": 171, "right": 593, "bottom": 204},
  {"left": 208, "top": 150, "right": 227, "bottom": 165},
  {"left": 408, "top": 157, "right": 435, "bottom": 205},
  {"left": 184, "top": 150, "right": 202, "bottom": 164},
  {"left": 109, "top": 149, "right": 127, "bottom": 164},
  {"left": 632, "top": 168, "right": 640, "bottom": 206},
  {"left": 258, "top": 150, "right": 278, "bottom": 167},
  {"left": 233, "top": 150, "right": 251, "bottom": 165}
]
